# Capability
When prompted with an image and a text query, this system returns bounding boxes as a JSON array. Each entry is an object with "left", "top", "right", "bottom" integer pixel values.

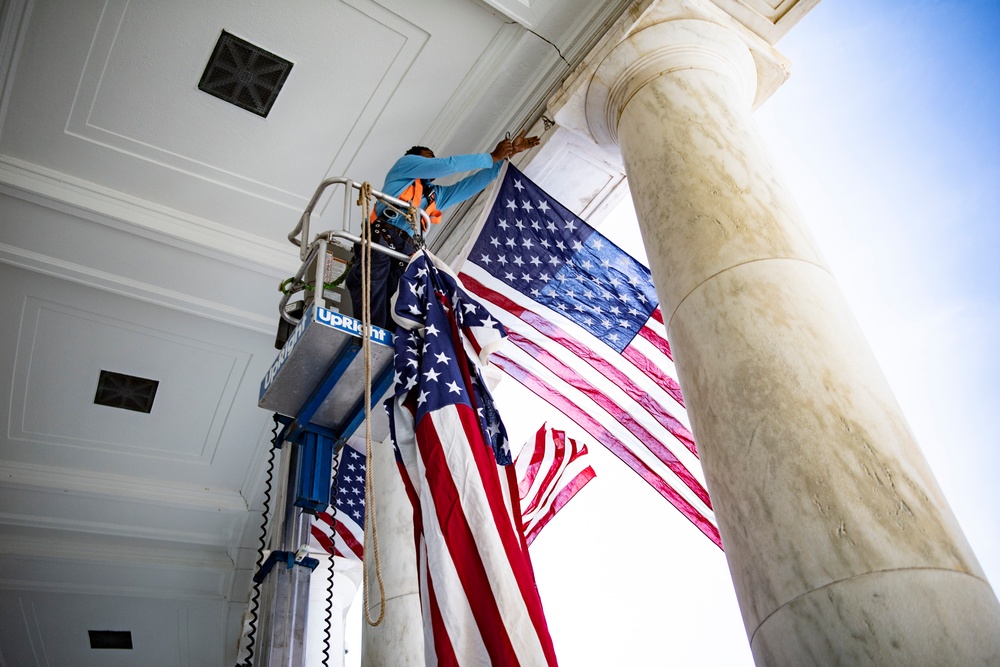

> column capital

[
  {"left": 548, "top": 0, "right": 796, "bottom": 149},
  {"left": 586, "top": 19, "right": 757, "bottom": 146}
]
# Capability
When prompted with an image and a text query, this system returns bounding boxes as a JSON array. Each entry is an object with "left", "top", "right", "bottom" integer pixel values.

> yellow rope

[{"left": 356, "top": 182, "right": 386, "bottom": 627}]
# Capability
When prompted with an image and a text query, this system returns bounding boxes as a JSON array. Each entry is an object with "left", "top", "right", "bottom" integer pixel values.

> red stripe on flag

[
  {"left": 620, "top": 343, "right": 687, "bottom": 411},
  {"left": 426, "top": 572, "right": 459, "bottom": 667},
  {"left": 524, "top": 465, "right": 596, "bottom": 545},
  {"left": 311, "top": 524, "right": 334, "bottom": 554},
  {"left": 418, "top": 416, "right": 520, "bottom": 666},
  {"left": 334, "top": 521, "right": 364, "bottom": 561},
  {"left": 461, "top": 272, "right": 691, "bottom": 443},
  {"left": 637, "top": 325, "right": 675, "bottom": 361},
  {"left": 521, "top": 428, "right": 567, "bottom": 517},
  {"left": 518, "top": 426, "right": 549, "bottom": 497},
  {"left": 494, "top": 355, "right": 722, "bottom": 548},
  {"left": 504, "top": 334, "right": 709, "bottom": 506}
]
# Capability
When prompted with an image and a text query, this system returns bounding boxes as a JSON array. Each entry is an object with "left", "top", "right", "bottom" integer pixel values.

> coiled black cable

[
  {"left": 240, "top": 415, "right": 280, "bottom": 666},
  {"left": 321, "top": 444, "right": 343, "bottom": 666}
]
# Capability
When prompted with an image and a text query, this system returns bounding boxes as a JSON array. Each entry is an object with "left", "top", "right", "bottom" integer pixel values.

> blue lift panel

[{"left": 258, "top": 305, "right": 396, "bottom": 512}]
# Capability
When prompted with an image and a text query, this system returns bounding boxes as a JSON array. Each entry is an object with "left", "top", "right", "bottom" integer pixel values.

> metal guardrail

[{"left": 280, "top": 177, "right": 431, "bottom": 326}]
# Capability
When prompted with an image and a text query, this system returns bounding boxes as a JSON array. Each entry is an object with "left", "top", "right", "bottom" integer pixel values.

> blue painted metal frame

[
  {"left": 252, "top": 549, "right": 320, "bottom": 584},
  {"left": 336, "top": 361, "right": 396, "bottom": 442},
  {"left": 269, "top": 332, "right": 396, "bottom": 515},
  {"left": 295, "top": 431, "right": 334, "bottom": 513},
  {"left": 281, "top": 339, "right": 362, "bottom": 444}
]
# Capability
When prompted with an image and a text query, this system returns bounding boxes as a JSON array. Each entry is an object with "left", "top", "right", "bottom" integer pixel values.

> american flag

[
  {"left": 516, "top": 424, "right": 596, "bottom": 546},
  {"left": 388, "top": 249, "right": 558, "bottom": 666},
  {"left": 458, "top": 165, "right": 720, "bottom": 548},
  {"left": 310, "top": 441, "right": 366, "bottom": 562}
]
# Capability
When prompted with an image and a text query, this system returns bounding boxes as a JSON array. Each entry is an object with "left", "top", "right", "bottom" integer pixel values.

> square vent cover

[
  {"left": 89, "top": 630, "right": 133, "bottom": 649},
  {"left": 198, "top": 30, "right": 293, "bottom": 117},
  {"left": 94, "top": 370, "right": 158, "bottom": 414}
]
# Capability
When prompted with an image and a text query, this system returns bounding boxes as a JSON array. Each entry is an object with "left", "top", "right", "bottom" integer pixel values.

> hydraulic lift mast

[{"left": 242, "top": 179, "right": 429, "bottom": 666}]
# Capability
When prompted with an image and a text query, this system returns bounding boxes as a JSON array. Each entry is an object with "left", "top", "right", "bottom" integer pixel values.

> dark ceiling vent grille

[
  {"left": 89, "top": 630, "right": 133, "bottom": 649},
  {"left": 198, "top": 30, "right": 292, "bottom": 117},
  {"left": 94, "top": 370, "right": 158, "bottom": 414}
]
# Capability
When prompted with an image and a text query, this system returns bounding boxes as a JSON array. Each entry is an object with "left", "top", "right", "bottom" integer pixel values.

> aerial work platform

[
  {"left": 258, "top": 304, "right": 395, "bottom": 445},
  {"left": 259, "top": 175, "right": 429, "bottom": 449},
  {"left": 244, "top": 177, "right": 428, "bottom": 666}
]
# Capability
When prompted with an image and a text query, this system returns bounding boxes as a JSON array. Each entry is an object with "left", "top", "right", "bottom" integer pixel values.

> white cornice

[
  {"left": 548, "top": 0, "right": 795, "bottom": 145},
  {"left": 0, "top": 459, "right": 249, "bottom": 511},
  {"left": 0, "top": 155, "right": 299, "bottom": 276},
  {"left": 0, "top": 242, "right": 275, "bottom": 334},
  {"left": 707, "top": 0, "right": 821, "bottom": 45},
  {"left": 0, "top": 577, "right": 229, "bottom": 600},
  {"left": 0, "top": 534, "right": 235, "bottom": 571}
]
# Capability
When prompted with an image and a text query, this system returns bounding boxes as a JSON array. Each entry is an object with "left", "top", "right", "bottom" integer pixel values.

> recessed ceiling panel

[
  {"left": 68, "top": 0, "right": 419, "bottom": 200},
  {"left": 0, "top": 0, "right": 429, "bottom": 238},
  {"left": 10, "top": 296, "right": 248, "bottom": 462}
]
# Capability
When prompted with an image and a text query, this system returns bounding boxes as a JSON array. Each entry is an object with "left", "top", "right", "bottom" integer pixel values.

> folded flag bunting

[
  {"left": 458, "top": 164, "right": 720, "bottom": 548},
  {"left": 516, "top": 424, "right": 596, "bottom": 546},
  {"left": 310, "top": 440, "right": 366, "bottom": 563},
  {"left": 388, "top": 249, "right": 558, "bottom": 666}
]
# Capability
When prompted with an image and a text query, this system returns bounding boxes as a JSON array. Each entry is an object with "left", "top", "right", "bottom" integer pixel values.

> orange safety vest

[{"left": 370, "top": 179, "right": 442, "bottom": 231}]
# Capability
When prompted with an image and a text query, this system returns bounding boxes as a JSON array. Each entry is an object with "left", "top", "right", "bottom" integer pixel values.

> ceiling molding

[
  {"left": 0, "top": 242, "right": 275, "bottom": 334},
  {"left": 238, "top": 422, "right": 281, "bottom": 511},
  {"left": 0, "top": 533, "right": 235, "bottom": 571},
  {"left": 320, "top": 0, "right": 432, "bottom": 185},
  {"left": 0, "top": 460, "right": 249, "bottom": 511},
  {"left": 475, "top": 0, "right": 549, "bottom": 28},
  {"left": 0, "top": 156, "right": 299, "bottom": 275},
  {"left": 64, "top": 0, "right": 308, "bottom": 213},
  {"left": 0, "top": 574, "right": 230, "bottom": 601},
  {"left": 0, "top": 508, "right": 240, "bottom": 549},
  {"left": 8, "top": 296, "right": 252, "bottom": 465}
]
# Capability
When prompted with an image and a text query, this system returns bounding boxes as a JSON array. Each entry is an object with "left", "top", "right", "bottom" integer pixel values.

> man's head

[{"left": 406, "top": 146, "right": 435, "bottom": 159}]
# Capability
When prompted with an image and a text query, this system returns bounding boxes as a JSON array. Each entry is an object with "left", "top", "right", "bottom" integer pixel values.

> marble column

[
  {"left": 304, "top": 555, "right": 361, "bottom": 665},
  {"left": 583, "top": 17, "right": 1000, "bottom": 665},
  {"left": 360, "top": 435, "right": 424, "bottom": 666}
]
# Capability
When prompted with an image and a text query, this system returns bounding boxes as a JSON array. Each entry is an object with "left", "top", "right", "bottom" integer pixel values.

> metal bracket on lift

[{"left": 253, "top": 550, "right": 320, "bottom": 585}]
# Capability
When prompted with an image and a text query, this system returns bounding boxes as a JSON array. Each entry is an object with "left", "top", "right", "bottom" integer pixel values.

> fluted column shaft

[{"left": 592, "top": 18, "right": 1000, "bottom": 665}]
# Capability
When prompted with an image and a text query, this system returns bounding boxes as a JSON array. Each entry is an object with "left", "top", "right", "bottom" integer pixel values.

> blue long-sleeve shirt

[{"left": 374, "top": 152, "right": 502, "bottom": 233}]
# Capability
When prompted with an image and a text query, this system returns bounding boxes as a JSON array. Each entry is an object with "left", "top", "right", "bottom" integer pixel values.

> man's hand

[
  {"left": 511, "top": 129, "right": 540, "bottom": 155},
  {"left": 490, "top": 138, "right": 514, "bottom": 162}
]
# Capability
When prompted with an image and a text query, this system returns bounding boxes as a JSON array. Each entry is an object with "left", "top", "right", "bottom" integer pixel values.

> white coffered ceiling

[{"left": 0, "top": 0, "right": 633, "bottom": 663}]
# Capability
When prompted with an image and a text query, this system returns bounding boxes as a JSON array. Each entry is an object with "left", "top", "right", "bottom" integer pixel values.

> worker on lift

[{"left": 347, "top": 130, "right": 539, "bottom": 329}]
